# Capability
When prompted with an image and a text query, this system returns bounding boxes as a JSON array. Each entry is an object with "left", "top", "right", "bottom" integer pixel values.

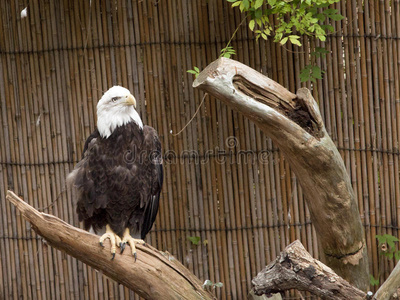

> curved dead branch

[
  {"left": 6, "top": 190, "right": 214, "bottom": 300},
  {"left": 193, "top": 57, "right": 369, "bottom": 290}
]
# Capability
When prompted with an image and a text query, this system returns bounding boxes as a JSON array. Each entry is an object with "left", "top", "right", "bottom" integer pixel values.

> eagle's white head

[{"left": 96, "top": 86, "right": 143, "bottom": 138}]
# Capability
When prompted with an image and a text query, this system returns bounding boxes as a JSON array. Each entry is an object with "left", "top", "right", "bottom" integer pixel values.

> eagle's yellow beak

[{"left": 125, "top": 94, "right": 137, "bottom": 108}]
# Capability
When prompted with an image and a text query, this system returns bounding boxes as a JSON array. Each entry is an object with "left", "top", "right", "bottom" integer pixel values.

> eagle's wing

[
  {"left": 141, "top": 125, "right": 163, "bottom": 239},
  {"left": 81, "top": 129, "right": 100, "bottom": 158},
  {"left": 67, "top": 129, "right": 107, "bottom": 229}
]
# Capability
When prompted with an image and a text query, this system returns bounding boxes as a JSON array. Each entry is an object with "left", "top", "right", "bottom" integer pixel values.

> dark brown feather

[{"left": 71, "top": 122, "right": 163, "bottom": 239}]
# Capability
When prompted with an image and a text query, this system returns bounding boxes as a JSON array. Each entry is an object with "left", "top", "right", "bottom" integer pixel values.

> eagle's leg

[
  {"left": 99, "top": 224, "right": 122, "bottom": 260},
  {"left": 120, "top": 228, "right": 145, "bottom": 261}
]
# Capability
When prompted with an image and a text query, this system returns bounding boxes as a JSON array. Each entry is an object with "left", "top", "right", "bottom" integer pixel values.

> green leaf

[
  {"left": 308, "top": 7, "right": 318, "bottom": 15},
  {"left": 385, "top": 252, "right": 394, "bottom": 259},
  {"left": 323, "top": 8, "right": 338, "bottom": 15},
  {"left": 268, "top": 0, "right": 276, "bottom": 6},
  {"left": 254, "top": 0, "right": 263, "bottom": 9},
  {"left": 370, "top": 274, "right": 379, "bottom": 286},
  {"left": 291, "top": 39, "right": 302, "bottom": 46},
  {"left": 188, "top": 236, "right": 201, "bottom": 245},
  {"left": 202, "top": 280, "right": 213, "bottom": 288},
  {"left": 315, "top": 13, "right": 326, "bottom": 22},
  {"left": 289, "top": 35, "right": 301, "bottom": 46},
  {"left": 384, "top": 234, "right": 399, "bottom": 248},
  {"left": 280, "top": 37, "right": 288, "bottom": 45},
  {"left": 249, "top": 19, "right": 255, "bottom": 31},
  {"left": 321, "top": 24, "right": 335, "bottom": 33},
  {"left": 384, "top": 234, "right": 399, "bottom": 242},
  {"left": 194, "top": 66, "right": 200, "bottom": 72},
  {"left": 328, "top": 13, "right": 345, "bottom": 21},
  {"left": 220, "top": 46, "right": 236, "bottom": 58},
  {"left": 315, "top": 47, "right": 329, "bottom": 54},
  {"left": 300, "top": 65, "right": 316, "bottom": 83},
  {"left": 315, "top": 2, "right": 331, "bottom": 8},
  {"left": 395, "top": 251, "right": 400, "bottom": 261},
  {"left": 312, "top": 66, "right": 323, "bottom": 79},
  {"left": 376, "top": 234, "right": 387, "bottom": 245},
  {"left": 254, "top": 8, "right": 262, "bottom": 19},
  {"left": 312, "top": 47, "right": 330, "bottom": 57},
  {"left": 232, "top": 1, "right": 241, "bottom": 8},
  {"left": 203, "top": 280, "right": 223, "bottom": 289},
  {"left": 226, "top": 0, "right": 237, "bottom": 2}
]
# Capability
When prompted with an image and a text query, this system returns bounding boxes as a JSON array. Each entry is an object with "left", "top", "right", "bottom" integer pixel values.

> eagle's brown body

[{"left": 70, "top": 122, "right": 162, "bottom": 239}]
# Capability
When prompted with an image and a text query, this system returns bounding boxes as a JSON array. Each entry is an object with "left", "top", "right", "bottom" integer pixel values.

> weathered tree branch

[
  {"left": 373, "top": 260, "right": 400, "bottom": 300},
  {"left": 248, "top": 289, "right": 282, "bottom": 300},
  {"left": 193, "top": 58, "right": 369, "bottom": 290},
  {"left": 6, "top": 190, "right": 214, "bottom": 300},
  {"left": 252, "top": 240, "right": 366, "bottom": 300}
]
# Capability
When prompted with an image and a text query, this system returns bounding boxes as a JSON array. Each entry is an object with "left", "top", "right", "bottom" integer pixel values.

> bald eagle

[{"left": 67, "top": 86, "right": 163, "bottom": 260}]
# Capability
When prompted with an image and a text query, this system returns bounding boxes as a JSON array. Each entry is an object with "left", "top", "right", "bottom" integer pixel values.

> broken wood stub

[
  {"left": 373, "top": 259, "right": 400, "bottom": 300},
  {"left": 252, "top": 240, "right": 366, "bottom": 300},
  {"left": 232, "top": 76, "right": 322, "bottom": 138}
]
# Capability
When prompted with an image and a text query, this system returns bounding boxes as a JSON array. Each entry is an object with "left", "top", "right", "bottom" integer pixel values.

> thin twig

[
  {"left": 37, "top": 187, "right": 67, "bottom": 212},
  {"left": 220, "top": 15, "right": 248, "bottom": 57},
  {"left": 171, "top": 93, "right": 208, "bottom": 136}
]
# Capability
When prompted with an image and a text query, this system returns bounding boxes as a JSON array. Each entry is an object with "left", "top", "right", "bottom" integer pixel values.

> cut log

[
  {"left": 6, "top": 190, "right": 215, "bottom": 300},
  {"left": 373, "top": 260, "right": 400, "bottom": 300},
  {"left": 193, "top": 58, "right": 369, "bottom": 290},
  {"left": 252, "top": 240, "right": 366, "bottom": 300}
]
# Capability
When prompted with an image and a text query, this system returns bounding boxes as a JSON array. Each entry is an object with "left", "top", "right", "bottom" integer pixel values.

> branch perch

[
  {"left": 252, "top": 240, "right": 366, "bottom": 300},
  {"left": 193, "top": 58, "right": 369, "bottom": 290},
  {"left": 6, "top": 190, "right": 214, "bottom": 300}
]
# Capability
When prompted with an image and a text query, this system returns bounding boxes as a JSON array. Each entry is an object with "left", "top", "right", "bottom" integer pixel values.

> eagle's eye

[{"left": 111, "top": 97, "right": 119, "bottom": 102}]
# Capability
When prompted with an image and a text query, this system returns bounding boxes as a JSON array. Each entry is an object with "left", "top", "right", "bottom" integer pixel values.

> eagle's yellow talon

[
  {"left": 120, "top": 228, "right": 145, "bottom": 261},
  {"left": 99, "top": 225, "right": 122, "bottom": 258}
]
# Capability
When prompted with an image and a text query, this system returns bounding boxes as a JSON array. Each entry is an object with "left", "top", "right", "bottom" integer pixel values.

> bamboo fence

[{"left": 0, "top": 0, "right": 399, "bottom": 299}]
